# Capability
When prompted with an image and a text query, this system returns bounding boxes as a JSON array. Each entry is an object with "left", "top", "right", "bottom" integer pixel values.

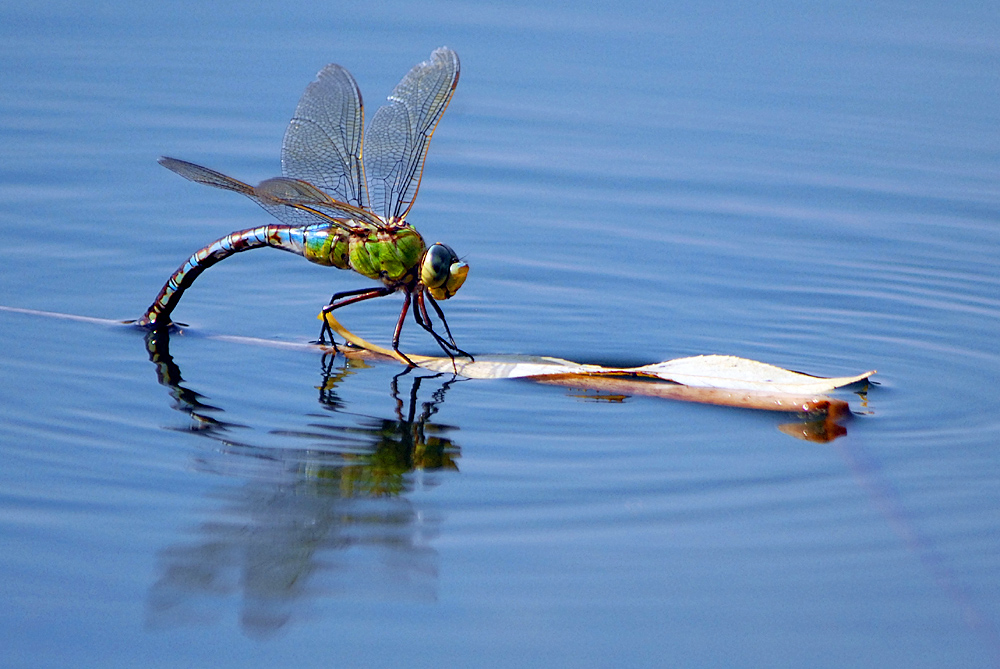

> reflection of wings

[
  {"left": 158, "top": 157, "right": 384, "bottom": 231},
  {"left": 365, "top": 47, "right": 460, "bottom": 223},
  {"left": 281, "top": 64, "right": 369, "bottom": 210}
]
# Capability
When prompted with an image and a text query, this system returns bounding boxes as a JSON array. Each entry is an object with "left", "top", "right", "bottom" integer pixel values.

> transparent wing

[
  {"left": 159, "top": 156, "right": 257, "bottom": 196},
  {"left": 281, "top": 64, "right": 368, "bottom": 210},
  {"left": 254, "top": 177, "right": 384, "bottom": 229},
  {"left": 159, "top": 157, "right": 384, "bottom": 231},
  {"left": 364, "top": 47, "right": 460, "bottom": 222}
]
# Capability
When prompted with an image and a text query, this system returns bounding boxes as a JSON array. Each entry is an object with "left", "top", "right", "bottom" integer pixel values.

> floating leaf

[
  {"left": 319, "top": 311, "right": 875, "bottom": 416},
  {"left": 632, "top": 355, "right": 875, "bottom": 393}
]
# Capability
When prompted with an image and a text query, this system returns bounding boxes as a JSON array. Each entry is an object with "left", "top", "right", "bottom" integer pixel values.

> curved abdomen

[{"left": 138, "top": 223, "right": 350, "bottom": 327}]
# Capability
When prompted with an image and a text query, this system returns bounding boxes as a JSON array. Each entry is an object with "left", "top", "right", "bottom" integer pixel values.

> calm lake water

[{"left": 2, "top": 1, "right": 999, "bottom": 667}]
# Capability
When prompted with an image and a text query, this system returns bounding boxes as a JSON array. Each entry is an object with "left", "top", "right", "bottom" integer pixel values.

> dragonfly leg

[
  {"left": 416, "top": 290, "right": 474, "bottom": 361},
  {"left": 390, "top": 294, "right": 417, "bottom": 367},
  {"left": 412, "top": 295, "right": 456, "bottom": 368},
  {"left": 425, "top": 293, "right": 464, "bottom": 350},
  {"left": 317, "top": 285, "right": 395, "bottom": 344},
  {"left": 413, "top": 295, "right": 457, "bottom": 360}
]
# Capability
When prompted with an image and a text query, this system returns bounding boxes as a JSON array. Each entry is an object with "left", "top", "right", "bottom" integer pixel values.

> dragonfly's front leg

[
  {"left": 424, "top": 292, "right": 464, "bottom": 351},
  {"left": 415, "top": 290, "right": 474, "bottom": 361},
  {"left": 412, "top": 294, "right": 449, "bottom": 356},
  {"left": 318, "top": 285, "right": 394, "bottom": 345}
]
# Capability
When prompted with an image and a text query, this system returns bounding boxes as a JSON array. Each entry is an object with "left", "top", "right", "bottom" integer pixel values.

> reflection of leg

[
  {"left": 391, "top": 368, "right": 447, "bottom": 424},
  {"left": 390, "top": 366, "right": 417, "bottom": 421},
  {"left": 317, "top": 352, "right": 347, "bottom": 410},
  {"left": 317, "top": 285, "right": 394, "bottom": 344}
]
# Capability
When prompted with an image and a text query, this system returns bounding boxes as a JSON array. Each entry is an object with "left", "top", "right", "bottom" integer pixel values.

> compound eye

[
  {"left": 422, "top": 243, "right": 468, "bottom": 300},
  {"left": 421, "top": 243, "right": 458, "bottom": 288}
]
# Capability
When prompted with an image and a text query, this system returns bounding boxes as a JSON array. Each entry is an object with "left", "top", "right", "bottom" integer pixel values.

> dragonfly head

[{"left": 421, "top": 243, "right": 468, "bottom": 300}]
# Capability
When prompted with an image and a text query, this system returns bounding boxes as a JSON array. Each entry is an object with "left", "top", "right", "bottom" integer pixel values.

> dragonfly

[{"left": 137, "top": 47, "right": 470, "bottom": 365}]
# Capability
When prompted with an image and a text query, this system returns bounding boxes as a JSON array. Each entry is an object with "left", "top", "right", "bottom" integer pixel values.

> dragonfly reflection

[{"left": 142, "top": 331, "right": 461, "bottom": 636}]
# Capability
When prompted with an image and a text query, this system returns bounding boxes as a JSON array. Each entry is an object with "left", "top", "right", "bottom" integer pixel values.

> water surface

[{"left": 1, "top": 1, "right": 999, "bottom": 667}]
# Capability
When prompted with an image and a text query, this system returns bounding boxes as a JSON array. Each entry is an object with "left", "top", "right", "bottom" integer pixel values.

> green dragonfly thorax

[
  {"left": 349, "top": 226, "right": 425, "bottom": 285},
  {"left": 295, "top": 222, "right": 467, "bottom": 299},
  {"left": 298, "top": 223, "right": 426, "bottom": 286}
]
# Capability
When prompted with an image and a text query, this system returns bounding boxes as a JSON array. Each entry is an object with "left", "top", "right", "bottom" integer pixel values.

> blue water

[{"left": 2, "top": 1, "right": 999, "bottom": 667}]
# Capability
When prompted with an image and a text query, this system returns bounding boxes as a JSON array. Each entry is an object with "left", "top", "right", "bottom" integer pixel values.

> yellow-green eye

[{"left": 421, "top": 243, "right": 468, "bottom": 300}]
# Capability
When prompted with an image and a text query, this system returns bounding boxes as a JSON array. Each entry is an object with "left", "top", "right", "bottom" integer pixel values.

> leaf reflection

[{"left": 141, "top": 330, "right": 460, "bottom": 638}]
